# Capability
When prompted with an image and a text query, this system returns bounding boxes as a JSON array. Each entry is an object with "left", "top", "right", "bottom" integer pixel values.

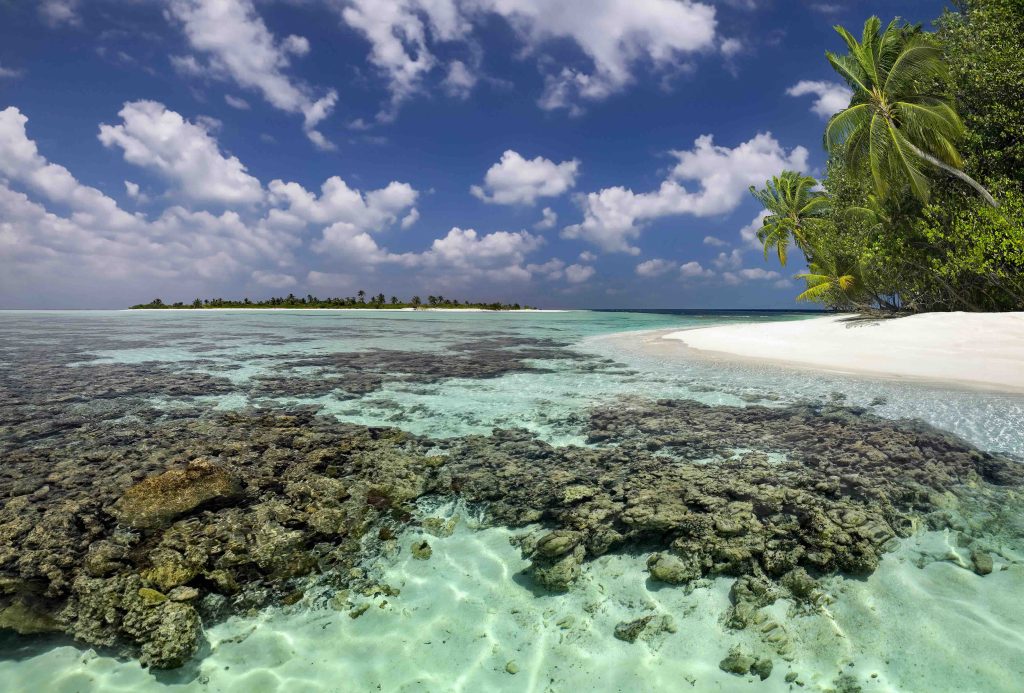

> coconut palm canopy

[
  {"left": 749, "top": 171, "right": 830, "bottom": 267},
  {"left": 823, "top": 16, "right": 997, "bottom": 207}
]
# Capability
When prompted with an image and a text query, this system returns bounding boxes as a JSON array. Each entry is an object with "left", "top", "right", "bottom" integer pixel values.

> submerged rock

[
  {"left": 111, "top": 458, "right": 243, "bottom": 529},
  {"left": 411, "top": 540, "right": 432, "bottom": 560},
  {"left": 647, "top": 552, "right": 701, "bottom": 584},
  {"left": 0, "top": 394, "right": 1020, "bottom": 672},
  {"left": 971, "top": 549, "right": 994, "bottom": 576},
  {"left": 614, "top": 615, "right": 655, "bottom": 643}
]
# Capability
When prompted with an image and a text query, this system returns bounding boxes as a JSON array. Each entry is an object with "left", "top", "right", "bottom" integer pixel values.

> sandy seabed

[{"left": 4, "top": 504, "right": 1022, "bottom": 692}]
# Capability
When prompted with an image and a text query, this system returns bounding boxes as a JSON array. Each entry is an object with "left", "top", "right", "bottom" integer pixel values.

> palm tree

[
  {"left": 748, "top": 171, "right": 829, "bottom": 266},
  {"left": 824, "top": 16, "right": 997, "bottom": 207},
  {"left": 795, "top": 253, "right": 862, "bottom": 305}
]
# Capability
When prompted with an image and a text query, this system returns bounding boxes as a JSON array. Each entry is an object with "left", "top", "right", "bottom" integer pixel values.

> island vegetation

[
  {"left": 130, "top": 292, "right": 532, "bottom": 310},
  {"left": 750, "top": 0, "right": 1023, "bottom": 313}
]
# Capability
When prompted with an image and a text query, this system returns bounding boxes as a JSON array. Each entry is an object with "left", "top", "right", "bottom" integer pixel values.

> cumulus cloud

[
  {"left": 578, "top": 250, "right": 596, "bottom": 262},
  {"left": 167, "top": 0, "right": 337, "bottom": 148},
  {"left": 712, "top": 248, "right": 744, "bottom": 270},
  {"left": 563, "top": 132, "right": 808, "bottom": 253},
  {"left": 268, "top": 177, "right": 418, "bottom": 235},
  {"left": 99, "top": 101, "right": 264, "bottom": 206},
  {"left": 739, "top": 209, "right": 770, "bottom": 250},
  {"left": 0, "top": 106, "right": 444, "bottom": 306},
  {"left": 679, "top": 260, "right": 714, "bottom": 279},
  {"left": 534, "top": 206, "right": 558, "bottom": 230},
  {"left": 471, "top": 150, "right": 579, "bottom": 205},
  {"left": 0, "top": 63, "right": 23, "bottom": 79},
  {"left": 312, "top": 223, "right": 546, "bottom": 283},
  {"left": 251, "top": 270, "right": 297, "bottom": 288},
  {"left": 786, "top": 80, "right": 852, "bottom": 119},
  {"left": 703, "top": 235, "right": 727, "bottom": 247},
  {"left": 442, "top": 60, "right": 478, "bottom": 99},
  {"left": 335, "top": 0, "right": 717, "bottom": 117},
  {"left": 564, "top": 263, "right": 595, "bottom": 283},
  {"left": 635, "top": 258, "right": 676, "bottom": 277},
  {"left": 722, "top": 267, "right": 782, "bottom": 284},
  {"left": 39, "top": 0, "right": 79, "bottom": 26},
  {"left": 224, "top": 94, "right": 251, "bottom": 110}
]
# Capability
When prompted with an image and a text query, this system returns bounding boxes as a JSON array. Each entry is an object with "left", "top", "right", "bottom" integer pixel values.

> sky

[{"left": 0, "top": 0, "right": 948, "bottom": 309}]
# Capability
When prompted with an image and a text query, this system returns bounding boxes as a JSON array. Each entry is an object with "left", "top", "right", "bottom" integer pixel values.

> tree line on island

[
  {"left": 749, "top": 0, "right": 1023, "bottom": 313},
  {"left": 131, "top": 292, "right": 532, "bottom": 310}
]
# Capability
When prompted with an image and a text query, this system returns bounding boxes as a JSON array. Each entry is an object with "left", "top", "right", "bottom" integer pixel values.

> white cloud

[
  {"left": 99, "top": 101, "right": 264, "bottom": 206},
  {"left": 635, "top": 258, "right": 676, "bottom": 277},
  {"left": 471, "top": 150, "right": 579, "bottom": 205},
  {"left": 534, "top": 206, "right": 558, "bottom": 230},
  {"left": 167, "top": 0, "right": 337, "bottom": 147},
  {"left": 400, "top": 207, "right": 420, "bottom": 229},
  {"left": 564, "top": 263, "right": 595, "bottom": 283},
  {"left": 739, "top": 209, "right": 770, "bottom": 250},
  {"left": 0, "top": 63, "right": 23, "bottom": 79},
  {"left": 267, "top": 177, "right": 418, "bottom": 234},
  {"left": 124, "top": 181, "right": 141, "bottom": 199},
  {"left": 224, "top": 94, "right": 251, "bottom": 110},
  {"left": 720, "top": 37, "right": 743, "bottom": 57},
  {"left": 526, "top": 258, "right": 566, "bottom": 280},
  {"left": 563, "top": 133, "right": 807, "bottom": 253},
  {"left": 39, "top": 0, "right": 79, "bottom": 26},
  {"left": 443, "top": 60, "right": 478, "bottom": 99},
  {"left": 712, "top": 248, "right": 743, "bottom": 270},
  {"left": 786, "top": 80, "right": 852, "bottom": 119},
  {"left": 722, "top": 267, "right": 781, "bottom": 284},
  {"left": 679, "top": 260, "right": 714, "bottom": 279},
  {"left": 336, "top": 0, "right": 717, "bottom": 117},
  {"left": 251, "top": 270, "right": 297, "bottom": 288},
  {"left": 703, "top": 235, "right": 727, "bottom": 247}
]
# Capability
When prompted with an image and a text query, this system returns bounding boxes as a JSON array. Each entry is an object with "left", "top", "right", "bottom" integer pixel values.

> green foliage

[
  {"left": 130, "top": 293, "right": 530, "bottom": 310},
  {"left": 747, "top": 4, "right": 1023, "bottom": 313},
  {"left": 749, "top": 171, "right": 829, "bottom": 266},
  {"left": 938, "top": 0, "right": 1024, "bottom": 188},
  {"left": 823, "top": 16, "right": 997, "bottom": 206}
]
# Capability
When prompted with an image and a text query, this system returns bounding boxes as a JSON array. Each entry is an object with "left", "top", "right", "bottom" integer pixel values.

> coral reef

[{"left": 1, "top": 349, "right": 1020, "bottom": 670}]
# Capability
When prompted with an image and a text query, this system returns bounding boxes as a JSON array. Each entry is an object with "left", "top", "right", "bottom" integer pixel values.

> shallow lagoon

[{"left": 1, "top": 309, "right": 1022, "bottom": 691}]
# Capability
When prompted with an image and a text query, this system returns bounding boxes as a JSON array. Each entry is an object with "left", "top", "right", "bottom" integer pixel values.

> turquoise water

[{"left": 1, "top": 309, "right": 1022, "bottom": 691}]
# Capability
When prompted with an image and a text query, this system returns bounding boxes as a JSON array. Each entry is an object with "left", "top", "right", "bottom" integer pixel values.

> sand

[
  {"left": 663, "top": 312, "right": 1024, "bottom": 392},
  {"left": 3, "top": 503, "right": 1022, "bottom": 692}
]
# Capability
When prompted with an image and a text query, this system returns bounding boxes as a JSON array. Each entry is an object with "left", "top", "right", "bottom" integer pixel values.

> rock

[
  {"left": 752, "top": 657, "right": 773, "bottom": 680},
  {"left": 349, "top": 603, "right": 371, "bottom": 619},
  {"left": 83, "top": 541, "right": 127, "bottom": 577},
  {"left": 781, "top": 568, "right": 819, "bottom": 602},
  {"left": 785, "top": 671, "right": 798, "bottom": 683},
  {"left": 614, "top": 615, "right": 655, "bottom": 643},
  {"left": 142, "top": 550, "right": 198, "bottom": 591},
  {"left": 647, "top": 552, "right": 701, "bottom": 584},
  {"left": 535, "top": 530, "right": 583, "bottom": 558},
  {"left": 422, "top": 516, "right": 458, "bottom": 538},
  {"left": 719, "top": 647, "right": 756, "bottom": 676},
  {"left": 138, "top": 588, "right": 168, "bottom": 606},
  {"left": 168, "top": 586, "right": 200, "bottom": 602},
  {"left": 133, "top": 602, "right": 202, "bottom": 669},
  {"left": 971, "top": 549, "right": 993, "bottom": 576},
  {"left": 530, "top": 544, "right": 585, "bottom": 591},
  {"left": 0, "top": 599, "right": 60, "bottom": 634},
  {"left": 411, "top": 540, "right": 432, "bottom": 560},
  {"left": 505, "top": 660, "right": 519, "bottom": 675},
  {"left": 111, "top": 458, "right": 243, "bottom": 529},
  {"left": 612, "top": 614, "right": 676, "bottom": 644}
]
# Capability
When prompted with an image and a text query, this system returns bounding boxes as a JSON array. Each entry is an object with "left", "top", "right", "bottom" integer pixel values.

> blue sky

[{"left": 0, "top": 0, "right": 946, "bottom": 309}]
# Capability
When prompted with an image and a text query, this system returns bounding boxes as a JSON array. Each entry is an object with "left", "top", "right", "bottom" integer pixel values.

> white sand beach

[{"left": 663, "top": 312, "right": 1024, "bottom": 392}]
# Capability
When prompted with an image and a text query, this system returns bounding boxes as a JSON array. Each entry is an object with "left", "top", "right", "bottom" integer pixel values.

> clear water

[{"left": 1, "top": 309, "right": 1022, "bottom": 692}]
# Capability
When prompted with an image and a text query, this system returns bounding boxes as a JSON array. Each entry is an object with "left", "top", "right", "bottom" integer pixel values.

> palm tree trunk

[{"left": 905, "top": 142, "right": 999, "bottom": 208}]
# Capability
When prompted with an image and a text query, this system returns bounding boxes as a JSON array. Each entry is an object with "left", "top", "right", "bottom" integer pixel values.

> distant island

[{"left": 130, "top": 292, "right": 533, "bottom": 311}]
